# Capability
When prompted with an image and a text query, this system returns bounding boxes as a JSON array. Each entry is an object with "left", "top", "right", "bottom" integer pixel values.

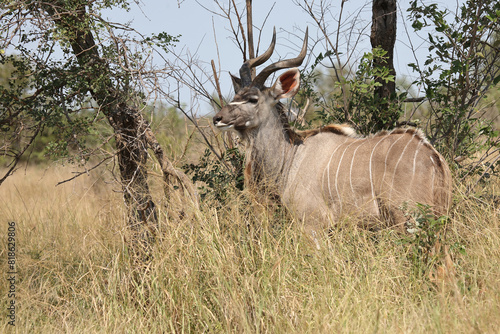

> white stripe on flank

[
  {"left": 412, "top": 140, "right": 423, "bottom": 176},
  {"left": 381, "top": 130, "right": 408, "bottom": 187},
  {"left": 430, "top": 156, "right": 436, "bottom": 196},
  {"left": 369, "top": 135, "right": 390, "bottom": 201},
  {"left": 324, "top": 138, "right": 350, "bottom": 206},
  {"left": 334, "top": 139, "right": 359, "bottom": 210},
  {"left": 349, "top": 140, "right": 369, "bottom": 196},
  {"left": 390, "top": 131, "right": 416, "bottom": 197},
  {"left": 405, "top": 139, "right": 423, "bottom": 198}
]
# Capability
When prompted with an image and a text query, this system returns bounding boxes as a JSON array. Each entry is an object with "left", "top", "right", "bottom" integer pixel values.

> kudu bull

[{"left": 213, "top": 28, "right": 452, "bottom": 235}]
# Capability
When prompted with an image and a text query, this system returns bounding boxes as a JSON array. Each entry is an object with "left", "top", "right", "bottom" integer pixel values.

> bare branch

[{"left": 56, "top": 156, "right": 113, "bottom": 186}]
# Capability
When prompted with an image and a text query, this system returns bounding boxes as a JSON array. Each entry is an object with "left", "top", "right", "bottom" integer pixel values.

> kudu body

[{"left": 213, "top": 29, "right": 452, "bottom": 234}]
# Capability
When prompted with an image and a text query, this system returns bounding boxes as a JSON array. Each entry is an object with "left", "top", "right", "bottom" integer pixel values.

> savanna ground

[{"left": 0, "top": 158, "right": 499, "bottom": 333}]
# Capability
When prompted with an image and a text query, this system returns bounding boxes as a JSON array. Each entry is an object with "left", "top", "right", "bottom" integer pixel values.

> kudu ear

[
  {"left": 230, "top": 73, "right": 242, "bottom": 93},
  {"left": 271, "top": 68, "right": 300, "bottom": 100}
]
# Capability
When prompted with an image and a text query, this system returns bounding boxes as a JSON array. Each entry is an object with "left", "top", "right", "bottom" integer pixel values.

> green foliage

[
  {"left": 407, "top": 0, "right": 500, "bottom": 168},
  {"left": 400, "top": 203, "right": 452, "bottom": 277},
  {"left": 182, "top": 148, "right": 245, "bottom": 203},
  {"left": 0, "top": 1, "right": 184, "bottom": 173},
  {"left": 144, "top": 32, "right": 180, "bottom": 53},
  {"left": 0, "top": 54, "right": 111, "bottom": 163},
  {"left": 300, "top": 48, "right": 404, "bottom": 135}
]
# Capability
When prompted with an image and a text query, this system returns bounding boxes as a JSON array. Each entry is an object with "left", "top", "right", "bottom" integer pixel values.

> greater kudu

[{"left": 213, "top": 29, "right": 452, "bottom": 235}]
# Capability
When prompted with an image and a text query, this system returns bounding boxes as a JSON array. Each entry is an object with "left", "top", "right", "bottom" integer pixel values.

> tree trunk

[
  {"left": 44, "top": 2, "right": 196, "bottom": 246},
  {"left": 110, "top": 105, "right": 157, "bottom": 236},
  {"left": 370, "top": 0, "right": 398, "bottom": 130}
]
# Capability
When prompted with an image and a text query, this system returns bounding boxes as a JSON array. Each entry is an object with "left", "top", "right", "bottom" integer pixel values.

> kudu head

[{"left": 213, "top": 28, "right": 308, "bottom": 136}]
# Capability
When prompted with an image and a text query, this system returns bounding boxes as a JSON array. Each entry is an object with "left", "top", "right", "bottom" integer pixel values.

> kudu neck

[{"left": 242, "top": 104, "right": 296, "bottom": 193}]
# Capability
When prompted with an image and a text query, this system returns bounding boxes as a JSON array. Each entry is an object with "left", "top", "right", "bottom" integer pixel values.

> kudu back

[{"left": 213, "top": 28, "right": 452, "bottom": 234}]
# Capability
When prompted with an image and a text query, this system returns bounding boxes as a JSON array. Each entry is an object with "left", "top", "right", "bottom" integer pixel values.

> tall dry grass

[{"left": 0, "top": 165, "right": 499, "bottom": 333}]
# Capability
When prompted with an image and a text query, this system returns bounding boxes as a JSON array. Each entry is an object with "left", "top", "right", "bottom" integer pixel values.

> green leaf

[{"left": 494, "top": 75, "right": 500, "bottom": 86}]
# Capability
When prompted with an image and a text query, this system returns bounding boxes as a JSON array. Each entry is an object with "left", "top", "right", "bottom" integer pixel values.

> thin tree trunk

[
  {"left": 370, "top": 0, "right": 397, "bottom": 130},
  {"left": 109, "top": 104, "right": 157, "bottom": 236}
]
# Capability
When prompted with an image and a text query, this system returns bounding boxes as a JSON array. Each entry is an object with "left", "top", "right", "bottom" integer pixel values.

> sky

[{"left": 102, "top": 0, "right": 462, "bottom": 113}]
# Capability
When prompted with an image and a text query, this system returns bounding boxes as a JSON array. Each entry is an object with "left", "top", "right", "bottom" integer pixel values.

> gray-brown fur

[{"left": 213, "top": 30, "right": 452, "bottom": 234}]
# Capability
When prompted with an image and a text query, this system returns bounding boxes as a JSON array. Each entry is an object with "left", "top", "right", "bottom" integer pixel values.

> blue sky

[{"left": 103, "top": 0, "right": 462, "bottom": 111}]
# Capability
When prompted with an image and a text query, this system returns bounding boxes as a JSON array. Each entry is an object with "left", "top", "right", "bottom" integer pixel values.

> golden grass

[{"left": 0, "top": 166, "right": 499, "bottom": 333}]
